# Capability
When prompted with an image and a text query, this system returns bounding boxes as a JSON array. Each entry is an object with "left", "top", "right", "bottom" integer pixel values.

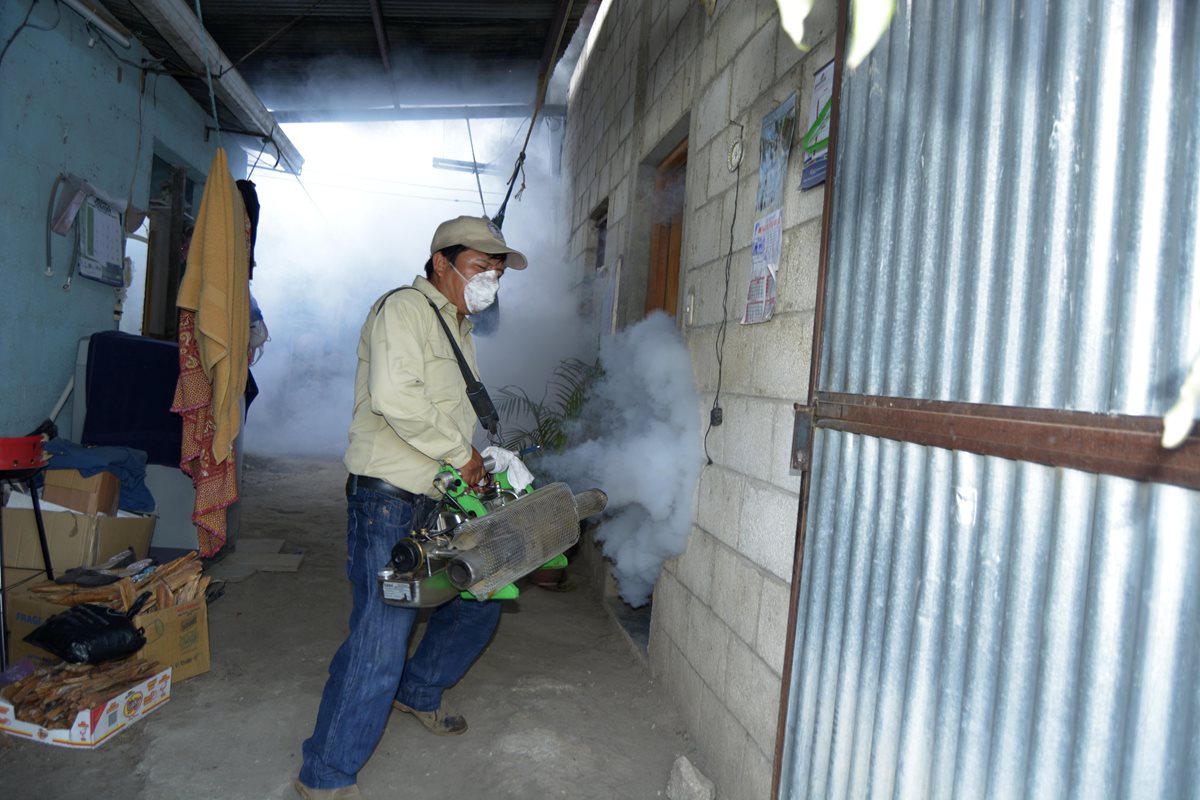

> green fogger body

[{"left": 377, "top": 460, "right": 607, "bottom": 608}]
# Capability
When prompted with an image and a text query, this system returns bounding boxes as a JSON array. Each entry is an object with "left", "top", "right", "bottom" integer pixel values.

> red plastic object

[{"left": 0, "top": 436, "right": 45, "bottom": 470}]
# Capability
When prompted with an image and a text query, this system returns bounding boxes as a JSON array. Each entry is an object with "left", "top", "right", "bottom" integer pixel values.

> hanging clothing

[
  {"left": 172, "top": 147, "right": 249, "bottom": 556},
  {"left": 236, "top": 178, "right": 260, "bottom": 280},
  {"left": 177, "top": 147, "right": 250, "bottom": 462},
  {"left": 172, "top": 309, "right": 238, "bottom": 556}
]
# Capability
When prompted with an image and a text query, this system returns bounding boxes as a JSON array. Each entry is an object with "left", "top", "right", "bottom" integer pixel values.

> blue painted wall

[{"left": 1, "top": 1, "right": 224, "bottom": 435}]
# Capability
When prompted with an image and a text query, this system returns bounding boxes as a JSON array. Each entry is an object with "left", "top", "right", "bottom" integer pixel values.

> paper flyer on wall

[
  {"left": 742, "top": 209, "right": 783, "bottom": 324},
  {"left": 743, "top": 94, "right": 796, "bottom": 324},
  {"left": 76, "top": 196, "right": 125, "bottom": 287},
  {"left": 801, "top": 59, "right": 835, "bottom": 191},
  {"left": 754, "top": 94, "right": 797, "bottom": 215}
]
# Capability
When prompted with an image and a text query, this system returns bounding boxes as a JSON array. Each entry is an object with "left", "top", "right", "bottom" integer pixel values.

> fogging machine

[{"left": 377, "top": 457, "right": 606, "bottom": 608}]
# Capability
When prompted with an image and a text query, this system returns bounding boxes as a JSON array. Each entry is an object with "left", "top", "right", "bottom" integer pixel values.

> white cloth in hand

[{"left": 481, "top": 446, "right": 535, "bottom": 492}]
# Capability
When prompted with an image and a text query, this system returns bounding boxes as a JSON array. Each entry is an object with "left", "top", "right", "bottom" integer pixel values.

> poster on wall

[
  {"left": 743, "top": 94, "right": 796, "bottom": 324},
  {"left": 742, "top": 208, "right": 783, "bottom": 324},
  {"left": 76, "top": 196, "right": 125, "bottom": 287},
  {"left": 800, "top": 59, "right": 835, "bottom": 191},
  {"left": 754, "top": 93, "right": 797, "bottom": 215}
]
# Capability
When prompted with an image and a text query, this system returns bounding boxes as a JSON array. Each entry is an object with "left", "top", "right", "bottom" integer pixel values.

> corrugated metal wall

[
  {"left": 781, "top": 0, "right": 1200, "bottom": 797},
  {"left": 781, "top": 431, "right": 1200, "bottom": 799},
  {"left": 819, "top": 0, "right": 1199, "bottom": 415}
]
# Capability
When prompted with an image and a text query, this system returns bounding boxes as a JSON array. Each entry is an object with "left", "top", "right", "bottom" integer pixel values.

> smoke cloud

[
  {"left": 539, "top": 313, "right": 703, "bottom": 607},
  {"left": 238, "top": 34, "right": 702, "bottom": 610},
  {"left": 244, "top": 115, "right": 586, "bottom": 457},
  {"left": 240, "top": 25, "right": 598, "bottom": 457}
]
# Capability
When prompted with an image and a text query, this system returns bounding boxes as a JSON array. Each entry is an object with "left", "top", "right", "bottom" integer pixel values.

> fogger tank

[{"left": 378, "top": 468, "right": 607, "bottom": 608}]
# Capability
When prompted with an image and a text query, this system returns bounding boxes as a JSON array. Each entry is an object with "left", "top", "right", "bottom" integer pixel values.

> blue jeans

[{"left": 299, "top": 486, "right": 502, "bottom": 789}]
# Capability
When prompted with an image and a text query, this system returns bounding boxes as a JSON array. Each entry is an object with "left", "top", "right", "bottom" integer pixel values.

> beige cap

[{"left": 430, "top": 215, "right": 528, "bottom": 269}]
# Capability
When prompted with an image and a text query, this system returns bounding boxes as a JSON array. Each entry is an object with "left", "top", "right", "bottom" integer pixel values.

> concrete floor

[{"left": 1, "top": 455, "right": 694, "bottom": 799}]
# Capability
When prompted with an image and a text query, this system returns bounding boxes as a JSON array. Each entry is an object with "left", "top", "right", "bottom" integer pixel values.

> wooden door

[{"left": 645, "top": 139, "right": 687, "bottom": 316}]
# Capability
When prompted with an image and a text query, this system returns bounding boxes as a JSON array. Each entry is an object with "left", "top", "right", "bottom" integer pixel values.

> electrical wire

[
  {"left": 90, "top": 0, "right": 325, "bottom": 85},
  {"left": 494, "top": 0, "right": 574, "bottom": 228},
  {"left": 703, "top": 123, "right": 744, "bottom": 465},
  {"left": 217, "top": 0, "right": 328, "bottom": 77},
  {"left": 0, "top": 0, "right": 59, "bottom": 69},
  {"left": 193, "top": 0, "right": 222, "bottom": 147},
  {"left": 125, "top": 71, "right": 158, "bottom": 216},
  {"left": 464, "top": 117, "right": 488, "bottom": 216},
  {"left": 228, "top": 127, "right": 311, "bottom": 204},
  {"left": 92, "top": 22, "right": 166, "bottom": 73},
  {"left": 500, "top": 118, "right": 531, "bottom": 157},
  {"left": 513, "top": 159, "right": 528, "bottom": 202},
  {"left": 251, "top": 170, "right": 495, "bottom": 206},
  {"left": 64, "top": 210, "right": 81, "bottom": 291},
  {"left": 247, "top": 137, "right": 270, "bottom": 179},
  {"left": 281, "top": 160, "right": 317, "bottom": 208},
  {"left": 45, "top": 173, "right": 67, "bottom": 276},
  {"left": 251, "top": 163, "right": 504, "bottom": 196},
  {"left": 2, "top": 0, "right": 163, "bottom": 75}
]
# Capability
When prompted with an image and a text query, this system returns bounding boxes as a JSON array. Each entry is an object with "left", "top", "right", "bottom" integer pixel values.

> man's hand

[{"left": 458, "top": 447, "right": 488, "bottom": 487}]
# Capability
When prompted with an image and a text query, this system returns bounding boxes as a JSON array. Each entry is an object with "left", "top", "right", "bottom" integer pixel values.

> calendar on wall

[{"left": 77, "top": 196, "right": 124, "bottom": 287}]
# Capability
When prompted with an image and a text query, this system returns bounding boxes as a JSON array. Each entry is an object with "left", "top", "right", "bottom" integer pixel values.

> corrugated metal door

[{"left": 778, "top": 1, "right": 1200, "bottom": 798}]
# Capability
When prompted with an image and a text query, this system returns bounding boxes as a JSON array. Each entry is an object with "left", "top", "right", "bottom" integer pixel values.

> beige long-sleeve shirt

[{"left": 343, "top": 276, "right": 479, "bottom": 496}]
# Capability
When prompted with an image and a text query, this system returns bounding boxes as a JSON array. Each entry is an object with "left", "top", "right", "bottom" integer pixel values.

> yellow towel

[{"left": 176, "top": 148, "right": 249, "bottom": 464}]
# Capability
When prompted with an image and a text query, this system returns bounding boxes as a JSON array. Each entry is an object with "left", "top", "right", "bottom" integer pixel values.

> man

[{"left": 296, "top": 216, "right": 528, "bottom": 800}]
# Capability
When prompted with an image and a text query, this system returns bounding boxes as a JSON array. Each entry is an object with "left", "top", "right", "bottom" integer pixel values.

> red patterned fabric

[{"left": 172, "top": 309, "right": 237, "bottom": 556}]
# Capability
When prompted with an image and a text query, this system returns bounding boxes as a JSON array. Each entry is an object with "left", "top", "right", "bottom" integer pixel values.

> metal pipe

[
  {"left": 62, "top": 0, "right": 132, "bottom": 48},
  {"left": 572, "top": 488, "right": 607, "bottom": 519},
  {"left": 273, "top": 104, "right": 566, "bottom": 124},
  {"left": 127, "top": 0, "right": 305, "bottom": 174},
  {"left": 446, "top": 551, "right": 483, "bottom": 590},
  {"left": 366, "top": 0, "right": 392, "bottom": 73}
]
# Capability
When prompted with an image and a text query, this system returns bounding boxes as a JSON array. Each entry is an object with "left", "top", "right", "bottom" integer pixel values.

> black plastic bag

[{"left": 23, "top": 594, "right": 150, "bottom": 664}]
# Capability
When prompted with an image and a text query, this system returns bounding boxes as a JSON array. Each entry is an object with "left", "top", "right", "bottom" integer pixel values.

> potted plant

[{"left": 494, "top": 357, "right": 601, "bottom": 588}]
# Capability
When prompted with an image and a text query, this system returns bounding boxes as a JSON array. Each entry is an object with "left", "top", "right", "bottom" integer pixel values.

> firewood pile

[
  {"left": 27, "top": 552, "right": 209, "bottom": 614},
  {"left": 1, "top": 657, "right": 163, "bottom": 729}
]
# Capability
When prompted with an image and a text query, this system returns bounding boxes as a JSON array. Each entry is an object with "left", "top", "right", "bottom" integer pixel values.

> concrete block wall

[
  {"left": 0, "top": 2, "right": 221, "bottom": 435},
  {"left": 564, "top": 1, "right": 837, "bottom": 796}
]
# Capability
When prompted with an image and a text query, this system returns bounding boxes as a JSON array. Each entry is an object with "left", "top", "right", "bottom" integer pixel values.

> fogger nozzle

[
  {"left": 446, "top": 553, "right": 483, "bottom": 589},
  {"left": 572, "top": 488, "right": 607, "bottom": 520}
]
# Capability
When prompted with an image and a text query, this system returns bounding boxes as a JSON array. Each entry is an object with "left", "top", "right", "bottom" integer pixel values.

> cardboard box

[
  {"left": 136, "top": 598, "right": 210, "bottom": 681},
  {"left": 42, "top": 469, "right": 121, "bottom": 516},
  {"left": 0, "top": 665, "right": 171, "bottom": 748},
  {"left": 4, "top": 587, "right": 210, "bottom": 682},
  {"left": 1, "top": 505, "right": 155, "bottom": 594}
]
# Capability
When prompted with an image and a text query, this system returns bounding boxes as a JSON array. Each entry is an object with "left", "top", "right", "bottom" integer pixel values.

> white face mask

[{"left": 453, "top": 266, "right": 500, "bottom": 313}]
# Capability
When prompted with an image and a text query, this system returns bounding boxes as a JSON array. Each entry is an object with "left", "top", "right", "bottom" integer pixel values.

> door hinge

[{"left": 791, "top": 403, "right": 815, "bottom": 471}]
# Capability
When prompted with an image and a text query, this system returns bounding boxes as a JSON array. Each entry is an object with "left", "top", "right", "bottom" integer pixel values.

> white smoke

[
  {"left": 539, "top": 313, "right": 703, "bottom": 607},
  {"left": 244, "top": 116, "right": 585, "bottom": 456}
]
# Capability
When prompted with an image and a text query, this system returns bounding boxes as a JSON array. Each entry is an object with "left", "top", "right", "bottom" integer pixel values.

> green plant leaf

[{"left": 490, "top": 356, "right": 602, "bottom": 454}]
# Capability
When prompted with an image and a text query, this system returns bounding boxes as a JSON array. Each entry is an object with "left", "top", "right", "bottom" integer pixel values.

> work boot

[
  {"left": 293, "top": 779, "right": 363, "bottom": 799},
  {"left": 392, "top": 700, "right": 468, "bottom": 735}
]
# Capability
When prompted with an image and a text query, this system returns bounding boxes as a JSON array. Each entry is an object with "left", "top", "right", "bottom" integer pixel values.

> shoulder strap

[
  {"left": 372, "top": 286, "right": 406, "bottom": 314},
  {"left": 390, "top": 287, "right": 500, "bottom": 435},
  {"left": 407, "top": 289, "right": 478, "bottom": 385}
]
